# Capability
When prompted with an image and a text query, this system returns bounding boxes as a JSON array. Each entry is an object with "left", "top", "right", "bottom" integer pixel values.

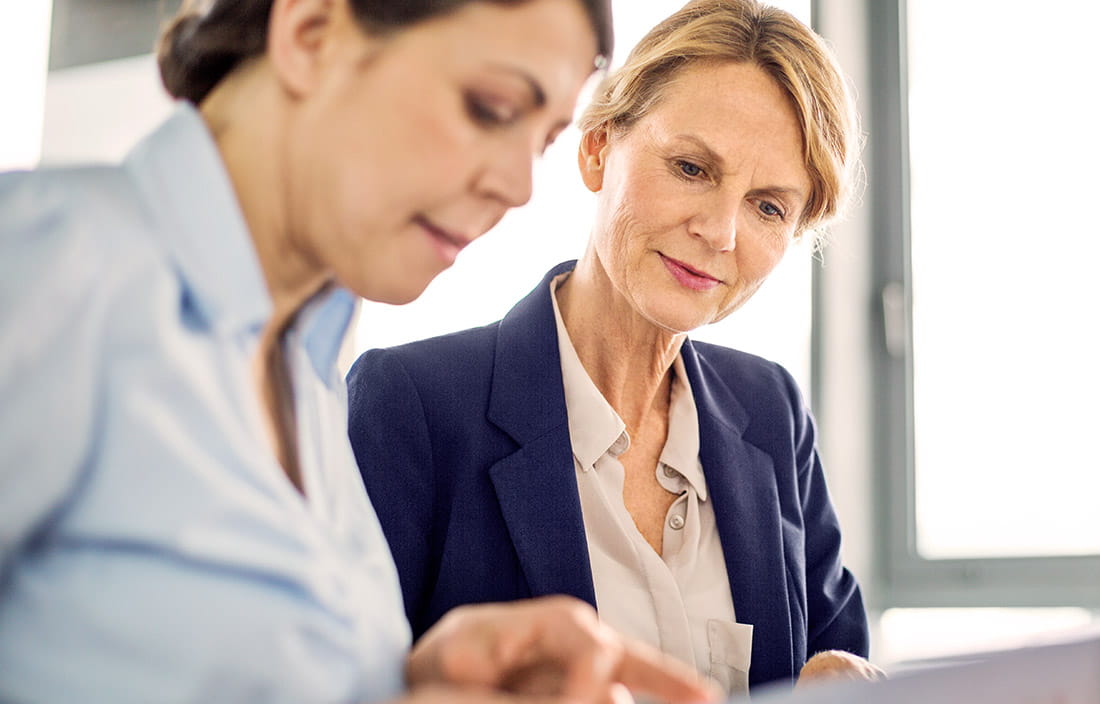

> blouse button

[
  {"left": 669, "top": 514, "right": 685, "bottom": 530},
  {"left": 662, "top": 465, "right": 678, "bottom": 478}
]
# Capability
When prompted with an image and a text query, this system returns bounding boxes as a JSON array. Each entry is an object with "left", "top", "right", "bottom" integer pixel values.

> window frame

[{"left": 851, "top": 0, "right": 1100, "bottom": 610}]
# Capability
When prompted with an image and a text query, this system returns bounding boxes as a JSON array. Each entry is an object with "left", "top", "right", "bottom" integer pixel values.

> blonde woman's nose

[{"left": 691, "top": 195, "right": 739, "bottom": 252}]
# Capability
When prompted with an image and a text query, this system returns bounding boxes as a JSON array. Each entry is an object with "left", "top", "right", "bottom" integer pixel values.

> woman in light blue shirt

[{"left": 0, "top": 1, "right": 715, "bottom": 703}]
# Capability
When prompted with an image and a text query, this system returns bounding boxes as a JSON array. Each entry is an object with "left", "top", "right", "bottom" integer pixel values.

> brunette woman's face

[{"left": 287, "top": 0, "right": 598, "bottom": 304}]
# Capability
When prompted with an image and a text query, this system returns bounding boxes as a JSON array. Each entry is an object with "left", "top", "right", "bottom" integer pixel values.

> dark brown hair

[{"left": 157, "top": 0, "right": 614, "bottom": 105}]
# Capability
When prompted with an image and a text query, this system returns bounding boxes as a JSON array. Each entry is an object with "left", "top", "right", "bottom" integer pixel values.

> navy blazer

[{"left": 348, "top": 261, "right": 868, "bottom": 689}]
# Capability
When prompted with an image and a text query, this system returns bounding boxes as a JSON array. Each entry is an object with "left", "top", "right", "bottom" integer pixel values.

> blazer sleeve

[
  {"left": 781, "top": 365, "right": 870, "bottom": 659},
  {"left": 346, "top": 348, "right": 437, "bottom": 633},
  {"left": 0, "top": 173, "right": 105, "bottom": 574}
]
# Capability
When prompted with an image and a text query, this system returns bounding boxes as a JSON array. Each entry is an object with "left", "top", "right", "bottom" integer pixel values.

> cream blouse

[{"left": 550, "top": 274, "right": 753, "bottom": 695}]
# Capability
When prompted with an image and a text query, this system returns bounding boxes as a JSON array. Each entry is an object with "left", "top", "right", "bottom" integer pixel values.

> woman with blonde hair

[
  {"left": 0, "top": 1, "right": 721, "bottom": 702},
  {"left": 349, "top": 0, "right": 882, "bottom": 695}
]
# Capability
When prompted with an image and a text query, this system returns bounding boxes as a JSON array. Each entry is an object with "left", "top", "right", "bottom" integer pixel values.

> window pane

[
  {"left": 355, "top": 0, "right": 815, "bottom": 393},
  {"left": 908, "top": 1, "right": 1100, "bottom": 558}
]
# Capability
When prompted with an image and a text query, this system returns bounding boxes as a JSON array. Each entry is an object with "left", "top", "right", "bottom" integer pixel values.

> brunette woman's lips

[
  {"left": 660, "top": 253, "right": 722, "bottom": 292},
  {"left": 416, "top": 216, "right": 470, "bottom": 265}
]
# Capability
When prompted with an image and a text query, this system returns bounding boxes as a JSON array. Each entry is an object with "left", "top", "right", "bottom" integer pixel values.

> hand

[
  {"left": 795, "top": 650, "right": 885, "bottom": 688},
  {"left": 405, "top": 595, "right": 719, "bottom": 704}
]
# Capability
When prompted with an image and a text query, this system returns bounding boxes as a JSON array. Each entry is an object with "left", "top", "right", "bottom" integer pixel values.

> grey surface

[
  {"left": 747, "top": 628, "right": 1100, "bottom": 704},
  {"left": 50, "top": 0, "right": 182, "bottom": 70}
]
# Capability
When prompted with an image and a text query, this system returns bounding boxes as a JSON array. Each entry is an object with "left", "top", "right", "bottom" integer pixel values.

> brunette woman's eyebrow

[{"left": 485, "top": 64, "right": 546, "bottom": 108}]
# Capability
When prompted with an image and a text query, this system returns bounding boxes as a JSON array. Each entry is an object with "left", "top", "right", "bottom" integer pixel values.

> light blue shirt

[{"left": 0, "top": 103, "right": 411, "bottom": 703}]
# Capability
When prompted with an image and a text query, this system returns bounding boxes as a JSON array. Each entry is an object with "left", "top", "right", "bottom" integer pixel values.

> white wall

[
  {"left": 0, "top": 3, "right": 52, "bottom": 171},
  {"left": 40, "top": 53, "right": 172, "bottom": 167}
]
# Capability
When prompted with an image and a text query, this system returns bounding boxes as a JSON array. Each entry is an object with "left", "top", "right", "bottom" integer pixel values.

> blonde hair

[{"left": 579, "top": 0, "right": 860, "bottom": 242}]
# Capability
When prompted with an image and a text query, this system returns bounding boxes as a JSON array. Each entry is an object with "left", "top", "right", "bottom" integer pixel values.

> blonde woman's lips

[{"left": 659, "top": 253, "right": 721, "bottom": 292}]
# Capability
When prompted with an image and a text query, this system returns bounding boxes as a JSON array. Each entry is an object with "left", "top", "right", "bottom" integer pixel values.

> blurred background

[{"left": 2, "top": 0, "right": 1098, "bottom": 670}]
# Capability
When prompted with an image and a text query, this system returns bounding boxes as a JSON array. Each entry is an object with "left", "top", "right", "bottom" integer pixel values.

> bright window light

[
  {"left": 908, "top": 0, "right": 1100, "bottom": 559},
  {"left": 877, "top": 607, "right": 1097, "bottom": 668},
  {"left": 0, "top": 3, "right": 52, "bottom": 171}
]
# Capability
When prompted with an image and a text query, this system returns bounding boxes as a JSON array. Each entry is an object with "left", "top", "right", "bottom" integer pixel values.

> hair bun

[
  {"left": 156, "top": 12, "right": 204, "bottom": 102},
  {"left": 155, "top": 4, "right": 268, "bottom": 105}
]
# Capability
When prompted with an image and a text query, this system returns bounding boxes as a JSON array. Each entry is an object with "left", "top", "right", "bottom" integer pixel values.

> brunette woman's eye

[{"left": 466, "top": 94, "right": 515, "bottom": 127}]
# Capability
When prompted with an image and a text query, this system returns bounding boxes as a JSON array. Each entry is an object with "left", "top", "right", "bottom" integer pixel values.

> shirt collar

[
  {"left": 662, "top": 354, "right": 708, "bottom": 501},
  {"left": 551, "top": 273, "right": 627, "bottom": 471},
  {"left": 299, "top": 286, "right": 358, "bottom": 386},
  {"left": 551, "top": 273, "right": 708, "bottom": 500},
  {"left": 124, "top": 101, "right": 271, "bottom": 336}
]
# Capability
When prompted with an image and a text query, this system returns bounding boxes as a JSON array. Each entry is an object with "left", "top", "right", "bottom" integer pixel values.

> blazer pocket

[{"left": 707, "top": 618, "right": 753, "bottom": 696}]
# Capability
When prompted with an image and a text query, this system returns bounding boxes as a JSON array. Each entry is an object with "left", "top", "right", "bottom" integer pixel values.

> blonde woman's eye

[
  {"left": 759, "top": 201, "right": 785, "bottom": 219},
  {"left": 677, "top": 160, "right": 704, "bottom": 178}
]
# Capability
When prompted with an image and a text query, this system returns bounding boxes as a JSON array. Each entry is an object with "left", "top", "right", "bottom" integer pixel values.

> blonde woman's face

[
  {"left": 289, "top": 0, "right": 597, "bottom": 304},
  {"left": 581, "top": 61, "right": 811, "bottom": 333}
]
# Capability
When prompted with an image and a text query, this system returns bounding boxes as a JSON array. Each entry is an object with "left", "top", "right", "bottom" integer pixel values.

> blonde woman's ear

[{"left": 577, "top": 128, "right": 609, "bottom": 193}]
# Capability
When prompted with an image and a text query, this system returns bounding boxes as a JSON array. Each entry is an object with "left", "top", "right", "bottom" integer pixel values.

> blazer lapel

[
  {"left": 486, "top": 262, "right": 597, "bottom": 607},
  {"left": 682, "top": 340, "right": 796, "bottom": 686}
]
